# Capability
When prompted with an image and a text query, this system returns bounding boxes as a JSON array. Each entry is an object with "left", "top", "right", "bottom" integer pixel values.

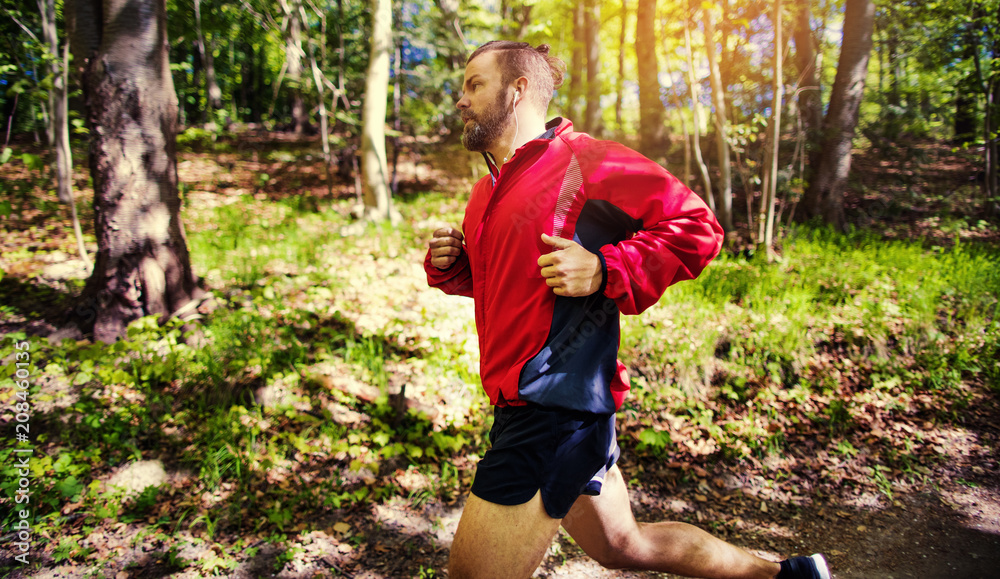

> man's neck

[{"left": 489, "top": 113, "right": 547, "bottom": 166}]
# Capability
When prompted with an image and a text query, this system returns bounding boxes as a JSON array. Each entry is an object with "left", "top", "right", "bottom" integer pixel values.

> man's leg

[
  {"left": 449, "top": 490, "right": 563, "bottom": 579},
  {"left": 561, "top": 465, "right": 780, "bottom": 579}
]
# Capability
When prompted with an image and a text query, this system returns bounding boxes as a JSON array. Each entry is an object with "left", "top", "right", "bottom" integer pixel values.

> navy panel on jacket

[{"left": 518, "top": 200, "right": 644, "bottom": 414}]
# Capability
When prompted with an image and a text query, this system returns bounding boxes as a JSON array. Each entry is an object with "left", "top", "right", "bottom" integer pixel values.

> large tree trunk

[
  {"left": 583, "top": 0, "right": 602, "bottom": 137},
  {"left": 703, "top": 6, "right": 733, "bottom": 233},
  {"left": 802, "top": 0, "right": 875, "bottom": 228},
  {"left": 361, "top": 0, "right": 395, "bottom": 223},
  {"left": 69, "top": 0, "right": 203, "bottom": 342},
  {"left": 636, "top": 0, "right": 663, "bottom": 157}
]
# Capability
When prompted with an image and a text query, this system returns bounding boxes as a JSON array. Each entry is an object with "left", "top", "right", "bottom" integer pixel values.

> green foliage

[{"left": 622, "top": 226, "right": 1000, "bottom": 459}]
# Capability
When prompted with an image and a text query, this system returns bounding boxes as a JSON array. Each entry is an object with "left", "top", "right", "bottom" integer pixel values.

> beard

[{"left": 461, "top": 89, "right": 513, "bottom": 153}]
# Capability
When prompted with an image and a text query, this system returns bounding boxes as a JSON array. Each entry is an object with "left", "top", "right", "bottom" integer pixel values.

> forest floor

[{"left": 1, "top": 131, "right": 999, "bottom": 578}]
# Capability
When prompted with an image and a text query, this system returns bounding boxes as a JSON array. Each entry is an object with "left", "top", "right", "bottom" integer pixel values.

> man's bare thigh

[{"left": 449, "top": 490, "right": 563, "bottom": 579}]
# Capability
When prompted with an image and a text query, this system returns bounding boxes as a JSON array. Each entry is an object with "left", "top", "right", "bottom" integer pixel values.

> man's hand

[
  {"left": 538, "top": 233, "right": 603, "bottom": 297},
  {"left": 429, "top": 227, "right": 464, "bottom": 269}
]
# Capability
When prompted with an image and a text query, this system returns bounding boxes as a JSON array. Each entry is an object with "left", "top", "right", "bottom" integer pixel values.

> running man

[{"left": 425, "top": 40, "right": 830, "bottom": 579}]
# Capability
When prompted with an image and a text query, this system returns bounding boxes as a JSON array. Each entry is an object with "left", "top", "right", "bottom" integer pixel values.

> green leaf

[
  {"left": 0, "top": 147, "right": 12, "bottom": 164},
  {"left": 54, "top": 475, "right": 84, "bottom": 499},
  {"left": 21, "top": 153, "right": 44, "bottom": 172}
]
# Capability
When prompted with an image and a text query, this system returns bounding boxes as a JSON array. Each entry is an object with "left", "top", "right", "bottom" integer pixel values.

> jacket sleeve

[
  {"left": 579, "top": 140, "right": 723, "bottom": 315},
  {"left": 424, "top": 247, "right": 474, "bottom": 298}
]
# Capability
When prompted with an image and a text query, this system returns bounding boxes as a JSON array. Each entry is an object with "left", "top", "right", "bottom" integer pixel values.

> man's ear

[{"left": 514, "top": 77, "right": 528, "bottom": 100}]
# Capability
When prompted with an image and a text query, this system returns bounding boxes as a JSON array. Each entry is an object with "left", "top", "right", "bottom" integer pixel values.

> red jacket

[{"left": 425, "top": 118, "right": 722, "bottom": 414}]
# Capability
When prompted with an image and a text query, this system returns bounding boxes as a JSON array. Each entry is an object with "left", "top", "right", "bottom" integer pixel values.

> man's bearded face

[{"left": 461, "top": 87, "right": 513, "bottom": 153}]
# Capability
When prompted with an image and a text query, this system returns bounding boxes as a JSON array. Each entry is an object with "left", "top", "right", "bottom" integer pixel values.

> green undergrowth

[
  {"left": 623, "top": 226, "right": 1000, "bottom": 472},
  {"left": 2, "top": 189, "right": 998, "bottom": 572}
]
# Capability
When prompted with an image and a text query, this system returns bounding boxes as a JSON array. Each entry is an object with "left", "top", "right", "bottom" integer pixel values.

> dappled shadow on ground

[
  {"left": 176, "top": 128, "right": 475, "bottom": 208},
  {"left": 848, "top": 140, "right": 999, "bottom": 245},
  {"left": 0, "top": 275, "right": 79, "bottom": 336}
]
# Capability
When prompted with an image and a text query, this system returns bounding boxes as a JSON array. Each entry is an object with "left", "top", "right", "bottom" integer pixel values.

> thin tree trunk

[
  {"left": 278, "top": 0, "right": 308, "bottom": 134},
  {"left": 434, "top": 0, "right": 468, "bottom": 69},
  {"left": 636, "top": 0, "right": 663, "bottom": 157},
  {"left": 361, "top": 0, "right": 395, "bottom": 223},
  {"left": 683, "top": 14, "right": 715, "bottom": 211},
  {"left": 761, "top": 0, "right": 783, "bottom": 256},
  {"left": 583, "top": 0, "right": 602, "bottom": 137},
  {"left": 802, "top": 0, "right": 875, "bottom": 228},
  {"left": 569, "top": 2, "right": 586, "bottom": 124},
  {"left": 69, "top": 0, "right": 204, "bottom": 342},
  {"left": 665, "top": 56, "right": 692, "bottom": 186},
  {"left": 703, "top": 5, "right": 733, "bottom": 233},
  {"left": 305, "top": 19, "right": 332, "bottom": 200},
  {"left": 41, "top": 0, "right": 89, "bottom": 267},
  {"left": 987, "top": 76, "right": 999, "bottom": 217},
  {"left": 792, "top": 0, "right": 821, "bottom": 165},
  {"left": 616, "top": 0, "right": 627, "bottom": 135},
  {"left": 391, "top": 0, "right": 402, "bottom": 195},
  {"left": 193, "top": 0, "right": 222, "bottom": 116}
]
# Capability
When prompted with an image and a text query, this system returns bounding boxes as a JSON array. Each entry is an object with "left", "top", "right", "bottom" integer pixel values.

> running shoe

[{"left": 778, "top": 554, "right": 831, "bottom": 579}]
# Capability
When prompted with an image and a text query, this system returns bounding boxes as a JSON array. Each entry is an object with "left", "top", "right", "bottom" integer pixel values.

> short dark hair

[{"left": 467, "top": 41, "right": 565, "bottom": 112}]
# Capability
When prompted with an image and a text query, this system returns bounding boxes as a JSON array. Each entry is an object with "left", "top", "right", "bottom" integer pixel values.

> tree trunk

[
  {"left": 302, "top": 6, "right": 332, "bottom": 201},
  {"left": 884, "top": 10, "right": 902, "bottom": 141},
  {"left": 569, "top": 2, "right": 586, "bottom": 124},
  {"left": 278, "top": 0, "right": 308, "bottom": 134},
  {"left": 361, "top": 0, "right": 395, "bottom": 223},
  {"left": 583, "top": 0, "right": 602, "bottom": 137},
  {"left": 792, "top": 0, "right": 822, "bottom": 160},
  {"left": 802, "top": 0, "right": 875, "bottom": 228},
  {"left": 986, "top": 75, "right": 999, "bottom": 218},
  {"left": 683, "top": 14, "right": 715, "bottom": 211},
  {"left": 636, "top": 0, "right": 663, "bottom": 157},
  {"left": 193, "top": 0, "right": 223, "bottom": 116},
  {"left": 665, "top": 57, "right": 692, "bottom": 186},
  {"left": 68, "top": 0, "right": 203, "bottom": 342},
  {"left": 391, "top": 0, "right": 403, "bottom": 195},
  {"left": 616, "top": 0, "right": 627, "bottom": 135},
  {"left": 703, "top": 6, "right": 733, "bottom": 233},
  {"left": 41, "top": 0, "right": 89, "bottom": 267},
  {"left": 761, "top": 0, "right": 783, "bottom": 256},
  {"left": 434, "top": 0, "right": 469, "bottom": 69}
]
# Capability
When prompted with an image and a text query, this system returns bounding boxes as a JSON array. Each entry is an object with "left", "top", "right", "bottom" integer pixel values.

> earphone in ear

[{"left": 515, "top": 90, "right": 520, "bottom": 103}]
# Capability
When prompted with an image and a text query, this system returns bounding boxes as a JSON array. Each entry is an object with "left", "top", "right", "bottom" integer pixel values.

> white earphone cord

[{"left": 504, "top": 93, "right": 519, "bottom": 163}]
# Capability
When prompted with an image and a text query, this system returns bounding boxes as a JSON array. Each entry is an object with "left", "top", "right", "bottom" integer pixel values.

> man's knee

[{"left": 586, "top": 531, "right": 637, "bottom": 570}]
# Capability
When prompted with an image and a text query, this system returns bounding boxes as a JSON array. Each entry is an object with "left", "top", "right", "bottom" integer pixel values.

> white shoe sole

[{"left": 810, "top": 554, "right": 832, "bottom": 579}]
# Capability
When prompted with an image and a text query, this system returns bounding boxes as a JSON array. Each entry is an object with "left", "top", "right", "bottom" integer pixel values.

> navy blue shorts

[{"left": 469, "top": 403, "right": 620, "bottom": 519}]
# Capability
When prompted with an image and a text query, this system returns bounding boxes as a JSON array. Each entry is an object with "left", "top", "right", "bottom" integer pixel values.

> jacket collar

[{"left": 481, "top": 117, "right": 574, "bottom": 184}]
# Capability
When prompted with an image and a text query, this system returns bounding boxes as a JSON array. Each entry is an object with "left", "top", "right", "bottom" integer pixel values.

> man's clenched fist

[
  {"left": 429, "top": 227, "right": 464, "bottom": 270},
  {"left": 538, "top": 233, "right": 603, "bottom": 297}
]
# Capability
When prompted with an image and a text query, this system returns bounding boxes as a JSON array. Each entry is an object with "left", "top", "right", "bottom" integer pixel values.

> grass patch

[{"left": 621, "top": 226, "right": 999, "bottom": 460}]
